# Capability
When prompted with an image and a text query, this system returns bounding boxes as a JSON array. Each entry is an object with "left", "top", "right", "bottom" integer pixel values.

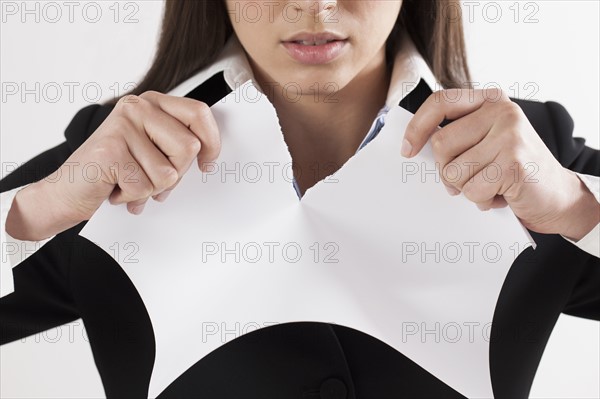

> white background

[{"left": 1, "top": 0, "right": 598, "bottom": 397}]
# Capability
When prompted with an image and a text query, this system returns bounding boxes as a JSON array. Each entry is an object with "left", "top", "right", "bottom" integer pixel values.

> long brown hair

[{"left": 113, "top": 0, "right": 471, "bottom": 102}]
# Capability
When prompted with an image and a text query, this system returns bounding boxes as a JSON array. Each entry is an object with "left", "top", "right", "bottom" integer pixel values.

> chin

[{"left": 272, "top": 69, "right": 349, "bottom": 97}]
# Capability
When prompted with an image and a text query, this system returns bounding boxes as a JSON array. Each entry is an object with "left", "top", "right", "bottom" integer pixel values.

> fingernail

[
  {"left": 200, "top": 162, "right": 212, "bottom": 173},
  {"left": 445, "top": 185, "right": 460, "bottom": 196},
  {"left": 153, "top": 191, "right": 171, "bottom": 202},
  {"left": 131, "top": 203, "right": 145, "bottom": 214},
  {"left": 401, "top": 139, "right": 413, "bottom": 158}
]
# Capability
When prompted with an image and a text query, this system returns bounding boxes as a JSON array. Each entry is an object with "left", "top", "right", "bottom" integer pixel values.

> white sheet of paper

[{"left": 80, "top": 80, "right": 535, "bottom": 398}]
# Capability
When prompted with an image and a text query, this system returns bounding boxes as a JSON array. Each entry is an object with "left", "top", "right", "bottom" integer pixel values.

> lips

[
  {"left": 283, "top": 31, "right": 347, "bottom": 45},
  {"left": 294, "top": 39, "right": 337, "bottom": 46},
  {"left": 281, "top": 31, "right": 349, "bottom": 64}
]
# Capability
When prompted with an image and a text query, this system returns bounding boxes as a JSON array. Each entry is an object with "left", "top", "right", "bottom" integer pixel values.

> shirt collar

[
  {"left": 385, "top": 29, "right": 439, "bottom": 107},
  {"left": 170, "top": 29, "right": 440, "bottom": 107}
]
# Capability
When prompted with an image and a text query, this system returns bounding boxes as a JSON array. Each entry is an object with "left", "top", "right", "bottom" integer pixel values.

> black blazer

[{"left": 1, "top": 74, "right": 599, "bottom": 399}]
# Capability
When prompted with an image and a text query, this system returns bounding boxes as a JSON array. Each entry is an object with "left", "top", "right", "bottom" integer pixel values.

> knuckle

[
  {"left": 159, "top": 167, "right": 179, "bottom": 188},
  {"left": 135, "top": 184, "right": 154, "bottom": 199},
  {"left": 462, "top": 183, "right": 480, "bottom": 202},
  {"left": 483, "top": 87, "right": 505, "bottom": 103},
  {"left": 488, "top": 87, "right": 502, "bottom": 97},
  {"left": 498, "top": 87, "right": 511, "bottom": 101},
  {"left": 139, "top": 90, "right": 154, "bottom": 98},
  {"left": 123, "top": 184, "right": 150, "bottom": 201},
  {"left": 501, "top": 102, "right": 523, "bottom": 121},
  {"left": 442, "top": 161, "right": 460, "bottom": 183},
  {"left": 139, "top": 90, "right": 161, "bottom": 101},
  {"left": 430, "top": 90, "right": 444, "bottom": 104},
  {"left": 110, "top": 115, "right": 137, "bottom": 136},
  {"left": 191, "top": 101, "right": 211, "bottom": 120},
  {"left": 430, "top": 131, "right": 445, "bottom": 152},
  {"left": 203, "top": 131, "right": 222, "bottom": 156},
  {"left": 117, "top": 94, "right": 151, "bottom": 116},
  {"left": 183, "top": 136, "right": 202, "bottom": 157},
  {"left": 118, "top": 94, "right": 141, "bottom": 108},
  {"left": 462, "top": 186, "right": 475, "bottom": 201},
  {"left": 444, "top": 88, "right": 461, "bottom": 100},
  {"left": 405, "top": 121, "right": 418, "bottom": 138}
]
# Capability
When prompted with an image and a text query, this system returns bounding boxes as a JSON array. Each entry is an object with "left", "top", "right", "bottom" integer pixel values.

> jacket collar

[{"left": 172, "top": 30, "right": 438, "bottom": 114}]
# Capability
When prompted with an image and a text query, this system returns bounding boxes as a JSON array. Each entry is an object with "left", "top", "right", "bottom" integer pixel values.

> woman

[{"left": 1, "top": 1, "right": 598, "bottom": 397}]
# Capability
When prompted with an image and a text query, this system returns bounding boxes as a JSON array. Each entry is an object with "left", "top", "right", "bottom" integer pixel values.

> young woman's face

[{"left": 225, "top": 0, "right": 403, "bottom": 96}]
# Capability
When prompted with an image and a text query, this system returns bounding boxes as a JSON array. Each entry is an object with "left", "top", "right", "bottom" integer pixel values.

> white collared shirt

[{"left": 1, "top": 33, "right": 598, "bottom": 297}]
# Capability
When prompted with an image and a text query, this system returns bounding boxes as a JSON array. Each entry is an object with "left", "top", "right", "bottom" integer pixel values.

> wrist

[{"left": 5, "top": 180, "right": 80, "bottom": 241}]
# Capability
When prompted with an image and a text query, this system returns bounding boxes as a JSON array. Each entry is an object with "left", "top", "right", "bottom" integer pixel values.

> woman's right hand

[{"left": 7, "top": 91, "right": 221, "bottom": 240}]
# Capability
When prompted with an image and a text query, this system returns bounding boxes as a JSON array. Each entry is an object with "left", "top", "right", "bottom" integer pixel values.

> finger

[
  {"left": 153, "top": 188, "right": 172, "bottom": 202},
  {"left": 403, "top": 87, "right": 509, "bottom": 157},
  {"left": 429, "top": 108, "right": 495, "bottom": 193},
  {"left": 430, "top": 107, "right": 494, "bottom": 170},
  {"left": 141, "top": 92, "right": 222, "bottom": 169},
  {"left": 134, "top": 108, "right": 204, "bottom": 199},
  {"left": 126, "top": 198, "right": 149, "bottom": 215},
  {"left": 123, "top": 126, "right": 179, "bottom": 197},
  {"left": 121, "top": 96, "right": 204, "bottom": 200},
  {"left": 461, "top": 161, "right": 506, "bottom": 205},
  {"left": 476, "top": 195, "right": 508, "bottom": 211},
  {"left": 439, "top": 136, "right": 500, "bottom": 191},
  {"left": 138, "top": 106, "right": 203, "bottom": 177},
  {"left": 107, "top": 151, "right": 154, "bottom": 207}
]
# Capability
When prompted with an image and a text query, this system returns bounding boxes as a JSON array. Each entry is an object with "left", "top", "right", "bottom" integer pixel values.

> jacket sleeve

[
  {"left": 0, "top": 104, "right": 111, "bottom": 343},
  {"left": 516, "top": 99, "right": 600, "bottom": 320}
]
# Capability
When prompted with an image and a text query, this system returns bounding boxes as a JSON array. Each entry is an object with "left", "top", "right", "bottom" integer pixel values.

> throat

[
  {"left": 261, "top": 59, "right": 392, "bottom": 197},
  {"left": 280, "top": 116, "right": 377, "bottom": 197}
]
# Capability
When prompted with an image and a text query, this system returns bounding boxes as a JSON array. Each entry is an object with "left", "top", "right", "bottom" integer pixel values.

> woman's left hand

[{"left": 401, "top": 87, "right": 598, "bottom": 241}]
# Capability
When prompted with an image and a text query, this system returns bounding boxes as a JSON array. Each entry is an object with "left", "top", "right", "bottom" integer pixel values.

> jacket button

[{"left": 320, "top": 377, "right": 347, "bottom": 399}]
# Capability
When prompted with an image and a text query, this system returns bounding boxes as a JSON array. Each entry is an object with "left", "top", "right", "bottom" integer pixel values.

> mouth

[
  {"left": 283, "top": 31, "right": 348, "bottom": 45},
  {"left": 281, "top": 32, "right": 349, "bottom": 65},
  {"left": 290, "top": 39, "right": 341, "bottom": 46}
]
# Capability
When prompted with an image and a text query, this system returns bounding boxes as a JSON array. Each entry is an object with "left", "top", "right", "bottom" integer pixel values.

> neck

[{"left": 252, "top": 52, "right": 391, "bottom": 195}]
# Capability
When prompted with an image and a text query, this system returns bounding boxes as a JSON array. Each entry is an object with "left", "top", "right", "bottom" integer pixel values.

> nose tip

[{"left": 293, "top": 0, "right": 337, "bottom": 17}]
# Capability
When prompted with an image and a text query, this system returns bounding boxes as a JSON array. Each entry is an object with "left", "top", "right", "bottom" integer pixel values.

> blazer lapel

[{"left": 184, "top": 71, "right": 233, "bottom": 106}]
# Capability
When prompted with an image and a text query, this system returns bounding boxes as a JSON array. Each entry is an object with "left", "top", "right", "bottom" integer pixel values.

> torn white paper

[{"left": 79, "top": 80, "right": 535, "bottom": 398}]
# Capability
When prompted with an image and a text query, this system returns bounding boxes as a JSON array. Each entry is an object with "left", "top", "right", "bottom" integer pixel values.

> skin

[
  {"left": 225, "top": 0, "right": 401, "bottom": 194},
  {"left": 225, "top": 0, "right": 599, "bottom": 240},
  {"left": 403, "top": 88, "right": 600, "bottom": 240},
  {"left": 6, "top": 0, "right": 598, "bottom": 243}
]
